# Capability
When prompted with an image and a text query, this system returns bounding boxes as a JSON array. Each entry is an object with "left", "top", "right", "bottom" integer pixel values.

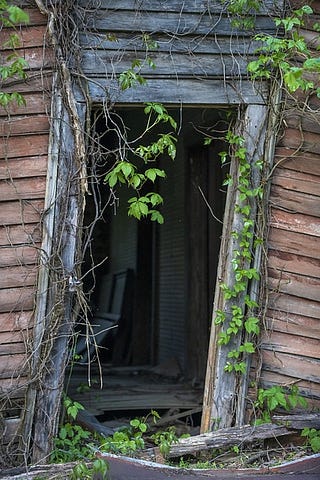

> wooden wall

[
  {"left": 0, "top": 5, "right": 52, "bottom": 452},
  {"left": 259, "top": 1, "right": 320, "bottom": 408},
  {"left": 77, "top": 0, "right": 275, "bottom": 104}
]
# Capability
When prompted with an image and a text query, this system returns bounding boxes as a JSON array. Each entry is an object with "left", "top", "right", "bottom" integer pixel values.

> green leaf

[{"left": 7, "top": 5, "right": 30, "bottom": 24}]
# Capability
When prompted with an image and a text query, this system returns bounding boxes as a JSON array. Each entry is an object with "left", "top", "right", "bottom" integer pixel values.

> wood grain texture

[
  {"left": 278, "top": 128, "right": 320, "bottom": 156},
  {"left": 270, "top": 185, "right": 320, "bottom": 218},
  {"left": 268, "top": 250, "right": 320, "bottom": 279},
  {"left": 0, "top": 156, "right": 48, "bottom": 180},
  {"left": 273, "top": 148, "right": 320, "bottom": 176},
  {"left": 0, "top": 265, "right": 38, "bottom": 288},
  {"left": 261, "top": 350, "right": 320, "bottom": 383},
  {"left": 0, "top": 115, "right": 50, "bottom": 136},
  {"left": 0, "top": 286, "right": 35, "bottom": 312},
  {"left": 0, "top": 93, "right": 50, "bottom": 117},
  {"left": 0, "top": 25, "right": 48, "bottom": 50},
  {"left": 0, "top": 224, "right": 41, "bottom": 246},
  {"left": 0, "top": 200, "right": 44, "bottom": 225},
  {"left": 261, "top": 330, "right": 320, "bottom": 360},
  {"left": 0, "top": 311, "right": 33, "bottom": 332},
  {"left": 268, "top": 269, "right": 320, "bottom": 302},
  {"left": 270, "top": 208, "right": 320, "bottom": 237},
  {"left": 265, "top": 309, "right": 320, "bottom": 340},
  {"left": 0, "top": 134, "right": 49, "bottom": 159},
  {"left": 271, "top": 168, "right": 320, "bottom": 197},
  {"left": 0, "top": 353, "right": 28, "bottom": 378},
  {"left": 268, "top": 227, "right": 320, "bottom": 259},
  {"left": 268, "top": 292, "right": 320, "bottom": 319}
]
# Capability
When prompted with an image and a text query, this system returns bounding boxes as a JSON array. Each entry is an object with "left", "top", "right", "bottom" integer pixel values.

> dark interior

[{"left": 78, "top": 106, "right": 230, "bottom": 383}]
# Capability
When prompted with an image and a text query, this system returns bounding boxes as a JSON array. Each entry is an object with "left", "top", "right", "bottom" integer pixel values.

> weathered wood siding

[
  {"left": 0, "top": 4, "right": 52, "bottom": 450},
  {"left": 77, "top": 0, "right": 277, "bottom": 104},
  {"left": 259, "top": 1, "right": 320, "bottom": 409}
]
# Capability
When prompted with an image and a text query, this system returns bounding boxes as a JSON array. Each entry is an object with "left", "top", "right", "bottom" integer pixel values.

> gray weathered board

[{"left": 77, "top": 0, "right": 281, "bottom": 104}]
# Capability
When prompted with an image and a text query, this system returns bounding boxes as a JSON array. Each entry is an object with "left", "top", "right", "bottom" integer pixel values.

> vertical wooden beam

[{"left": 201, "top": 104, "right": 269, "bottom": 432}]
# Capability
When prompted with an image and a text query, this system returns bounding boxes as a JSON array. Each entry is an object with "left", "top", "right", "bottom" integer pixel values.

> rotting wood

[
  {"left": 272, "top": 168, "right": 320, "bottom": 197},
  {"left": 149, "top": 423, "right": 295, "bottom": 459},
  {"left": 260, "top": 330, "right": 320, "bottom": 360},
  {"left": 270, "top": 208, "right": 320, "bottom": 237},
  {"left": 261, "top": 350, "right": 320, "bottom": 383},
  {"left": 270, "top": 185, "right": 320, "bottom": 218},
  {"left": 274, "top": 148, "right": 320, "bottom": 176},
  {"left": 268, "top": 250, "right": 320, "bottom": 279},
  {"left": 268, "top": 270, "right": 320, "bottom": 302},
  {"left": 201, "top": 104, "right": 269, "bottom": 433},
  {"left": 264, "top": 310, "right": 320, "bottom": 339},
  {"left": 268, "top": 228, "right": 320, "bottom": 259}
]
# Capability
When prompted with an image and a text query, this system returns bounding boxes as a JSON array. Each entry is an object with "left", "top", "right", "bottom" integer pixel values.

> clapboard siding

[
  {"left": 261, "top": 3, "right": 320, "bottom": 403},
  {"left": 0, "top": 3, "right": 52, "bottom": 446},
  {"left": 78, "top": 0, "right": 278, "bottom": 103}
]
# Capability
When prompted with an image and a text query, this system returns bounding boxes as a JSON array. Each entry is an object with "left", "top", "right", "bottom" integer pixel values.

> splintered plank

[
  {"left": 271, "top": 168, "right": 320, "bottom": 197},
  {"left": 0, "top": 224, "right": 41, "bottom": 246},
  {"left": 0, "top": 245, "right": 39, "bottom": 267},
  {"left": 270, "top": 208, "right": 320, "bottom": 237},
  {"left": 270, "top": 185, "right": 320, "bottom": 218},
  {"left": 0, "top": 311, "right": 33, "bottom": 332},
  {"left": 0, "top": 286, "right": 35, "bottom": 312},
  {"left": 260, "top": 330, "right": 320, "bottom": 360},
  {"left": 261, "top": 349, "right": 320, "bottom": 383},
  {"left": 0, "top": 177, "right": 47, "bottom": 201},
  {"left": 0, "top": 134, "right": 49, "bottom": 159},
  {"left": 0, "top": 156, "right": 48, "bottom": 180},
  {"left": 273, "top": 148, "right": 320, "bottom": 176},
  {"left": 268, "top": 227, "right": 320, "bottom": 259},
  {"left": 265, "top": 309, "right": 320, "bottom": 340},
  {"left": 268, "top": 292, "right": 320, "bottom": 319},
  {"left": 0, "top": 265, "right": 38, "bottom": 288},
  {"left": 268, "top": 250, "right": 320, "bottom": 279},
  {"left": 0, "top": 115, "right": 50, "bottom": 136},
  {"left": 268, "top": 269, "right": 320, "bottom": 302},
  {"left": 0, "top": 200, "right": 44, "bottom": 225}
]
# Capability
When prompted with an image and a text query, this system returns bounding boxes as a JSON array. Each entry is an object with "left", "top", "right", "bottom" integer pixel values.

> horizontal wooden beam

[{"left": 84, "top": 78, "right": 268, "bottom": 105}]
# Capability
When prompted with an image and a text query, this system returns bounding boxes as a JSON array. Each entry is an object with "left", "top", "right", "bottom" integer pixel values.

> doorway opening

[
  {"left": 81, "top": 106, "right": 230, "bottom": 378},
  {"left": 68, "top": 106, "right": 231, "bottom": 425}
]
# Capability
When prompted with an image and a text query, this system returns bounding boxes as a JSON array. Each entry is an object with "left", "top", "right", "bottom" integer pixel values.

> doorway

[{"left": 80, "top": 106, "right": 230, "bottom": 383}]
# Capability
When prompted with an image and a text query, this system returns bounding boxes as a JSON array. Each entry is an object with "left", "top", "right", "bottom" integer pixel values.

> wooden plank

[
  {"left": 271, "top": 168, "right": 320, "bottom": 197},
  {"left": 0, "top": 245, "right": 39, "bottom": 267},
  {"left": 0, "top": 115, "right": 50, "bottom": 136},
  {"left": 283, "top": 110, "right": 320, "bottom": 135},
  {"left": 79, "top": 32, "right": 260, "bottom": 55},
  {"left": 2, "top": 418, "right": 21, "bottom": 445},
  {"left": 0, "top": 177, "right": 46, "bottom": 201},
  {"left": 268, "top": 227, "right": 320, "bottom": 259},
  {"left": 85, "top": 78, "right": 268, "bottom": 105},
  {"left": 270, "top": 208, "right": 320, "bottom": 237},
  {"left": 268, "top": 292, "right": 320, "bottom": 319},
  {"left": 259, "top": 370, "right": 320, "bottom": 399},
  {"left": 268, "top": 250, "right": 320, "bottom": 279},
  {"left": 0, "top": 265, "right": 37, "bottom": 288},
  {"left": 261, "top": 350, "right": 320, "bottom": 383},
  {"left": 265, "top": 309, "right": 320, "bottom": 339},
  {"left": 78, "top": 0, "right": 277, "bottom": 14},
  {"left": 0, "top": 47, "right": 53, "bottom": 71},
  {"left": 0, "top": 311, "right": 33, "bottom": 332},
  {"left": 0, "top": 353, "right": 28, "bottom": 378},
  {"left": 0, "top": 286, "right": 35, "bottom": 312},
  {"left": 0, "top": 134, "right": 49, "bottom": 159},
  {"left": 0, "top": 376, "right": 28, "bottom": 396},
  {"left": 0, "top": 26, "right": 48, "bottom": 50},
  {"left": 261, "top": 330, "right": 320, "bottom": 360},
  {"left": 277, "top": 128, "right": 320, "bottom": 156},
  {"left": 268, "top": 269, "right": 320, "bottom": 302},
  {"left": 0, "top": 156, "right": 48, "bottom": 180},
  {"left": 0, "top": 200, "right": 43, "bottom": 226},
  {"left": 270, "top": 185, "right": 320, "bottom": 218},
  {"left": 0, "top": 93, "right": 50, "bottom": 117},
  {"left": 274, "top": 148, "right": 320, "bottom": 176},
  {"left": 0, "top": 224, "right": 41, "bottom": 246},
  {"left": 86, "top": 10, "right": 276, "bottom": 36},
  {"left": 81, "top": 49, "right": 252, "bottom": 77},
  {"left": 0, "top": 73, "right": 53, "bottom": 95},
  {"left": 0, "top": 341, "right": 27, "bottom": 355}
]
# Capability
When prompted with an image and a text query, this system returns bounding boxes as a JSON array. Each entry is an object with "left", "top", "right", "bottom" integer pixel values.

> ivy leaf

[{"left": 150, "top": 210, "right": 164, "bottom": 224}]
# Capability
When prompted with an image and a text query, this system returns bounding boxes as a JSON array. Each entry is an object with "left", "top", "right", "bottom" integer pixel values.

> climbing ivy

[
  {"left": 213, "top": 131, "right": 262, "bottom": 374},
  {"left": 0, "top": 1, "right": 29, "bottom": 107}
]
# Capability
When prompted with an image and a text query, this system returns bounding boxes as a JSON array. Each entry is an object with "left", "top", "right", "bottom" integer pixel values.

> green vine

[
  {"left": 214, "top": 131, "right": 262, "bottom": 374},
  {"left": 0, "top": 1, "right": 29, "bottom": 107}
]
